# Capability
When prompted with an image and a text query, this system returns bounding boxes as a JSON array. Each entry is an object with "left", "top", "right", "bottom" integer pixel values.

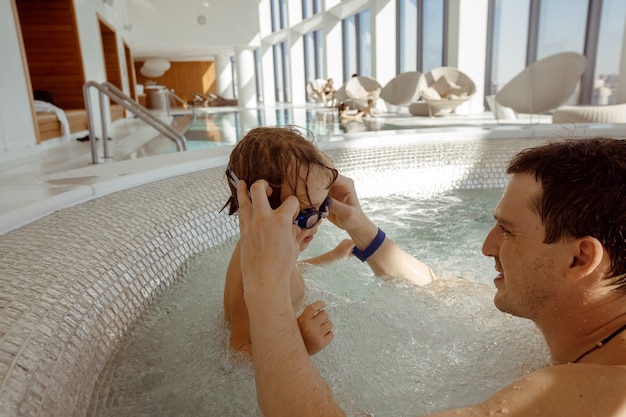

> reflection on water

[{"left": 162, "top": 105, "right": 407, "bottom": 153}]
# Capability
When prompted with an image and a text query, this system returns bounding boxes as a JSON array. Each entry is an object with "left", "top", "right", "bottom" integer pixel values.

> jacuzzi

[{"left": 0, "top": 125, "right": 620, "bottom": 416}]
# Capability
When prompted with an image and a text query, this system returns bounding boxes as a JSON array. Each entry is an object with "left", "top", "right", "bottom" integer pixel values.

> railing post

[
  {"left": 83, "top": 81, "right": 188, "bottom": 161},
  {"left": 98, "top": 91, "right": 111, "bottom": 159},
  {"left": 83, "top": 81, "right": 99, "bottom": 164}
]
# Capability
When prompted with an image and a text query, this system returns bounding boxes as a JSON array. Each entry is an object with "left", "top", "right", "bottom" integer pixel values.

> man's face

[{"left": 482, "top": 173, "right": 572, "bottom": 320}]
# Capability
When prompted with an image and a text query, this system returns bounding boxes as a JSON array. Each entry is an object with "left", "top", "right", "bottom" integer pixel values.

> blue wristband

[{"left": 351, "top": 228, "right": 386, "bottom": 262}]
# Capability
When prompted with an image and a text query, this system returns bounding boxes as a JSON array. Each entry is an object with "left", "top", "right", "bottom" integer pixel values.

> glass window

[
  {"left": 398, "top": 0, "right": 418, "bottom": 72},
  {"left": 314, "top": 29, "right": 323, "bottom": 78},
  {"left": 271, "top": 0, "right": 287, "bottom": 31},
  {"left": 342, "top": 10, "right": 371, "bottom": 80},
  {"left": 358, "top": 9, "right": 372, "bottom": 77},
  {"left": 282, "top": 41, "right": 290, "bottom": 102},
  {"left": 270, "top": 0, "right": 280, "bottom": 32},
  {"left": 254, "top": 49, "right": 263, "bottom": 103},
  {"left": 304, "top": 30, "right": 324, "bottom": 83},
  {"left": 342, "top": 15, "right": 358, "bottom": 80},
  {"left": 536, "top": 0, "right": 587, "bottom": 59},
  {"left": 489, "top": 0, "right": 530, "bottom": 95},
  {"left": 304, "top": 32, "right": 316, "bottom": 82},
  {"left": 422, "top": 0, "right": 444, "bottom": 72},
  {"left": 397, "top": 0, "right": 445, "bottom": 73},
  {"left": 279, "top": 0, "right": 287, "bottom": 29},
  {"left": 230, "top": 55, "right": 238, "bottom": 98},
  {"left": 273, "top": 43, "right": 285, "bottom": 101},
  {"left": 593, "top": 0, "right": 626, "bottom": 104},
  {"left": 302, "top": 0, "right": 321, "bottom": 19}
]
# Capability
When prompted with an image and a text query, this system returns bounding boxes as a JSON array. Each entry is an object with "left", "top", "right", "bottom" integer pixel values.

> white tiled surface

[{"left": 1, "top": 109, "right": 626, "bottom": 417}]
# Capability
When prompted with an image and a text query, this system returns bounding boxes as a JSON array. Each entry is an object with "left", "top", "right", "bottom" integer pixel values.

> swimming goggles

[
  {"left": 226, "top": 166, "right": 331, "bottom": 229},
  {"left": 295, "top": 197, "right": 332, "bottom": 229}
]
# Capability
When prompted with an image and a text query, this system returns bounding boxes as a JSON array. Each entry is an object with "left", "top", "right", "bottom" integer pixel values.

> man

[{"left": 235, "top": 137, "right": 626, "bottom": 417}]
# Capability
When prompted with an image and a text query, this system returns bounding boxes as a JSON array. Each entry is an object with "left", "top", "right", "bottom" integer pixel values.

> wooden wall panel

[
  {"left": 135, "top": 61, "right": 216, "bottom": 102},
  {"left": 98, "top": 18, "right": 122, "bottom": 91},
  {"left": 124, "top": 42, "right": 137, "bottom": 100},
  {"left": 16, "top": 0, "right": 85, "bottom": 110}
]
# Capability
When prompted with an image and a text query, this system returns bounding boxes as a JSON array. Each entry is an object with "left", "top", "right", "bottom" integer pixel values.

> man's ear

[{"left": 568, "top": 237, "right": 606, "bottom": 281}]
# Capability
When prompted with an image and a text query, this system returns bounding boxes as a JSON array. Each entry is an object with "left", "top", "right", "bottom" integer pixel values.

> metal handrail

[
  {"left": 165, "top": 89, "right": 198, "bottom": 120},
  {"left": 83, "top": 81, "right": 187, "bottom": 164}
]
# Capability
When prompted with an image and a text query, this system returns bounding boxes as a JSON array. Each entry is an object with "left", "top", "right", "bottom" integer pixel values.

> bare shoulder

[
  {"left": 485, "top": 364, "right": 626, "bottom": 416},
  {"left": 427, "top": 364, "right": 626, "bottom": 417}
]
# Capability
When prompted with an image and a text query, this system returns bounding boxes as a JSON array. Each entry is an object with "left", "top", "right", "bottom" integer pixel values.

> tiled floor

[{"left": 1, "top": 104, "right": 623, "bottom": 236}]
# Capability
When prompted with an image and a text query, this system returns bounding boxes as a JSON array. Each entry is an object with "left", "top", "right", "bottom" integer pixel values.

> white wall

[{"left": 0, "top": 1, "right": 37, "bottom": 152}]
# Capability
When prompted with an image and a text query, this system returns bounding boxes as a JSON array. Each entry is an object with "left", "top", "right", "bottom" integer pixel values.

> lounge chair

[
  {"left": 189, "top": 92, "right": 238, "bottom": 107},
  {"left": 410, "top": 67, "right": 476, "bottom": 117},
  {"left": 335, "top": 76, "right": 382, "bottom": 109},
  {"left": 380, "top": 71, "right": 423, "bottom": 111},
  {"left": 494, "top": 52, "right": 587, "bottom": 119},
  {"left": 306, "top": 78, "right": 336, "bottom": 107},
  {"left": 552, "top": 103, "right": 626, "bottom": 124}
]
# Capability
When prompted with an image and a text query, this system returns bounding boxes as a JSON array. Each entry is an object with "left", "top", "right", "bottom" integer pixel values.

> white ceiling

[{"left": 124, "top": 0, "right": 261, "bottom": 61}]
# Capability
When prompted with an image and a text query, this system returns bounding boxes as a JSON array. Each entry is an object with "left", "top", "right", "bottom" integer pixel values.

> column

[
  {"left": 235, "top": 47, "right": 257, "bottom": 108},
  {"left": 289, "top": 30, "right": 306, "bottom": 105},
  {"left": 447, "top": 0, "right": 489, "bottom": 113},
  {"left": 324, "top": 14, "right": 343, "bottom": 83},
  {"left": 215, "top": 54, "right": 234, "bottom": 99},
  {"left": 370, "top": 0, "right": 396, "bottom": 86},
  {"left": 260, "top": 42, "right": 277, "bottom": 106}
]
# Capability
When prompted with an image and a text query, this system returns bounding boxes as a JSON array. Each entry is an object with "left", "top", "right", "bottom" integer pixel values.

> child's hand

[
  {"left": 297, "top": 300, "right": 334, "bottom": 355},
  {"left": 332, "top": 239, "right": 355, "bottom": 259},
  {"left": 300, "top": 239, "right": 354, "bottom": 266}
]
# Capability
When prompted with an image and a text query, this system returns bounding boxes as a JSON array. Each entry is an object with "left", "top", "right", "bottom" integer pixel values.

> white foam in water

[{"left": 88, "top": 189, "right": 551, "bottom": 417}]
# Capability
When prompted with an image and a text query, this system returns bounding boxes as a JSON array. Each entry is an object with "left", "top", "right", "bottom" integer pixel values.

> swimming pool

[
  {"left": 0, "top": 131, "right": 597, "bottom": 416},
  {"left": 163, "top": 105, "right": 529, "bottom": 153}
]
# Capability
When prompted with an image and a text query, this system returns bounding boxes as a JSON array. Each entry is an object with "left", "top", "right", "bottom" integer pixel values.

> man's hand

[{"left": 237, "top": 179, "right": 301, "bottom": 302}]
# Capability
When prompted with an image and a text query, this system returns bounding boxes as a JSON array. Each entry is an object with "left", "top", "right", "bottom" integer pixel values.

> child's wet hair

[{"left": 222, "top": 126, "right": 338, "bottom": 215}]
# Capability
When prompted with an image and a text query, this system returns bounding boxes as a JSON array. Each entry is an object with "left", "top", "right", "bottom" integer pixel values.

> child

[{"left": 222, "top": 126, "right": 354, "bottom": 359}]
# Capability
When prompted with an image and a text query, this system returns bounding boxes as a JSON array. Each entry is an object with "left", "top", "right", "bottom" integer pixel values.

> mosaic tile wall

[{"left": 0, "top": 136, "right": 553, "bottom": 416}]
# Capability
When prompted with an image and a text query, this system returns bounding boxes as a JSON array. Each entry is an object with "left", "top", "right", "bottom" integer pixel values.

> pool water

[
  {"left": 87, "top": 189, "right": 550, "bottom": 417},
  {"left": 167, "top": 106, "right": 433, "bottom": 153}
]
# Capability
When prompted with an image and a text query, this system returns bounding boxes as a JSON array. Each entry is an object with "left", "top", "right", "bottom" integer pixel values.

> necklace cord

[{"left": 572, "top": 324, "right": 626, "bottom": 363}]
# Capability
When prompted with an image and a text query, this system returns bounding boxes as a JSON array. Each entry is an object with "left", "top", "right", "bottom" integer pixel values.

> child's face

[{"left": 280, "top": 164, "right": 332, "bottom": 252}]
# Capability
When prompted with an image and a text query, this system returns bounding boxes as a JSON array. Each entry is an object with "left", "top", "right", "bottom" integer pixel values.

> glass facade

[
  {"left": 536, "top": 0, "right": 587, "bottom": 59},
  {"left": 260, "top": 0, "right": 626, "bottom": 105},
  {"left": 489, "top": 0, "right": 530, "bottom": 94},
  {"left": 397, "top": 0, "right": 446, "bottom": 73},
  {"left": 254, "top": 49, "right": 263, "bottom": 103},
  {"left": 273, "top": 42, "right": 290, "bottom": 102},
  {"left": 270, "top": 0, "right": 287, "bottom": 32},
  {"left": 302, "top": 0, "right": 321, "bottom": 19},
  {"left": 304, "top": 29, "right": 324, "bottom": 83},
  {"left": 487, "top": 0, "right": 625, "bottom": 105},
  {"left": 594, "top": 0, "right": 626, "bottom": 104},
  {"left": 398, "top": 0, "right": 418, "bottom": 72},
  {"left": 342, "top": 9, "right": 372, "bottom": 81}
]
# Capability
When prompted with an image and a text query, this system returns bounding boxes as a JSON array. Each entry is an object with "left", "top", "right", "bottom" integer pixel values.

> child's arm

[
  {"left": 224, "top": 241, "right": 254, "bottom": 358},
  {"left": 300, "top": 239, "right": 354, "bottom": 266}
]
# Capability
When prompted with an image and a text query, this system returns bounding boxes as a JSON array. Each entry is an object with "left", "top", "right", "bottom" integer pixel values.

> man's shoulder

[
  {"left": 464, "top": 363, "right": 626, "bottom": 417},
  {"left": 521, "top": 363, "right": 626, "bottom": 408}
]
